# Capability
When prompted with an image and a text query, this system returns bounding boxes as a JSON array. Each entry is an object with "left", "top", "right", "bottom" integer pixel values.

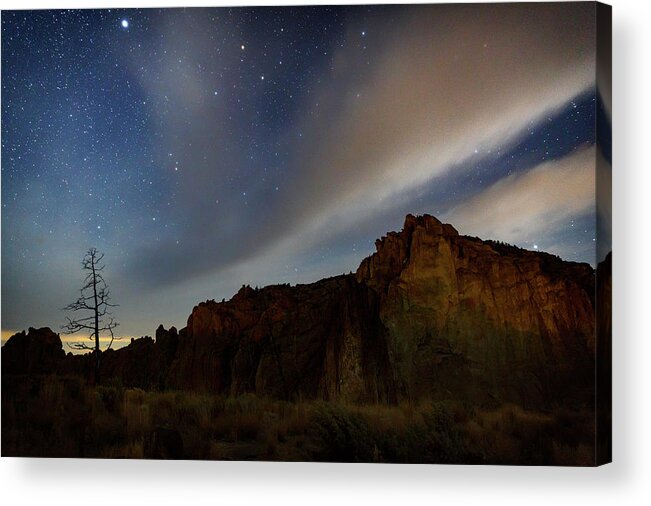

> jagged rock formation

[
  {"left": 61, "top": 325, "right": 179, "bottom": 390},
  {"left": 1, "top": 327, "right": 65, "bottom": 375},
  {"left": 167, "top": 275, "right": 393, "bottom": 402},
  {"left": 2, "top": 214, "right": 603, "bottom": 409}
]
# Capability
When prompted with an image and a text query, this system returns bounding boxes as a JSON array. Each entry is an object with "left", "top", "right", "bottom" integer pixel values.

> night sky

[{"left": 1, "top": 3, "right": 610, "bottom": 345}]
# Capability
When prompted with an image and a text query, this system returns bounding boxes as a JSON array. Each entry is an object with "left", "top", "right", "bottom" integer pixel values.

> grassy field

[{"left": 1, "top": 374, "right": 596, "bottom": 465}]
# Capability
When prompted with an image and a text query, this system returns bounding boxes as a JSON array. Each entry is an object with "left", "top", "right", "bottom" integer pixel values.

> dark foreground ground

[{"left": 2, "top": 374, "right": 598, "bottom": 465}]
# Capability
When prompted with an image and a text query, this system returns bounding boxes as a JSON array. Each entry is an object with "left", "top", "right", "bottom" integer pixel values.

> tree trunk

[{"left": 91, "top": 254, "right": 100, "bottom": 385}]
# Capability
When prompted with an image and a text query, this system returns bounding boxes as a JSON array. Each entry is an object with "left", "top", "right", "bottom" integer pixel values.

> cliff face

[
  {"left": 356, "top": 215, "right": 595, "bottom": 406},
  {"left": 2, "top": 214, "right": 600, "bottom": 409},
  {"left": 165, "top": 214, "right": 596, "bottom": 406},
  {"left": 167, "top": 276, "right": 395, "bottom": 403}
]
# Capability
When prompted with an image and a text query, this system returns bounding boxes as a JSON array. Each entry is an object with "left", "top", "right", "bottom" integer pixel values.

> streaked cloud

[
  {"left": 284, "top": 4, "right": 596, "bottom": 243},
  {"left": 444, "top": 146, "right": 596, "bottom": 255}
]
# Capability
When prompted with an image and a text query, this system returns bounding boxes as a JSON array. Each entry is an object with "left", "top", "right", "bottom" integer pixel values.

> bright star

[
  {"left": 121, "top": 19, "right": 129, "bottom": 29},
  {"left": 533, "top": 244, "right": 539, "bottom": 250}
]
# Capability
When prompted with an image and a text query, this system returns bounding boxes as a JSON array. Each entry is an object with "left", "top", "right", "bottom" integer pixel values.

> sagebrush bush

[
  {"left": 309, "top": 403, "right": 376, "bottom": 462},
  {"left": 1, "top": 375, "right": 595, "bottom": 464}
]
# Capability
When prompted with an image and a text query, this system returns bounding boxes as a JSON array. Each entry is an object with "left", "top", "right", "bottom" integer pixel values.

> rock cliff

[
  {"left": 356, "top": 214, "right": 596, "bottom": 406},
  {"left": 166, "top": 274, "right": 394, "bottom": 402},
  {"left": 1, "top": 327, "right": 65, "bottom": 375}
]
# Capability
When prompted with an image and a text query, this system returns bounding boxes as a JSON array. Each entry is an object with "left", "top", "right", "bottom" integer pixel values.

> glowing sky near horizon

[{"left": 1, "top": 4, "right": 610, "bottom": 341}]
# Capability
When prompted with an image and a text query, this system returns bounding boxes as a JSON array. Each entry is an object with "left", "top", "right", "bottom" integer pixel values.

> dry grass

[{"left": 1, "top": 375, "right": 596, "bottom": 464}]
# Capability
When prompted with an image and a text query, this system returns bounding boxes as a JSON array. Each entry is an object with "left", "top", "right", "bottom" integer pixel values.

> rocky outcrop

[
  {"left": 61, "top": 326, "right": 179, "bottom": 390},
  {"left": 1, "top": 327, "right": 65, "bottom": 375},
  {"left": 356, "top": 214, "right": 596, "bottom": 406},
  {"left": 2, "top": 326, "right": 179, "bottom": 391},
  {"left": 100, "top": 334, "right": 170, "bottom": 390},
  {"left": 2, "top": 214, "right": 606, "bottom": 409},
  {"left": 167, "top": 276, "right": 395, "bottom": 402}
]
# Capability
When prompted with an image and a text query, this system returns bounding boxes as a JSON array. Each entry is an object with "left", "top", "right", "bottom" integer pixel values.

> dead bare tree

[{"left": 62, "top": 248, "right": 119, "bottom": 384}]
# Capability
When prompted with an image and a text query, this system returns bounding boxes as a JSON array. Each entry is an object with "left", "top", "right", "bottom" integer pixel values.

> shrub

[
  {"left": 419, "top": 402, "right": 481, "bottom": 463},
  {"left": 308, "top": 403, "right": 376, "bottom": 462}
]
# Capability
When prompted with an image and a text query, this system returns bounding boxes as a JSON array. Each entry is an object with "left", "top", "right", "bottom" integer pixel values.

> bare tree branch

[
  {"left": 67, "top": 342, "right": 95, "bottom": 351},
  {"left": 104, "top": 321, "right": 122, "bottom": 351}
]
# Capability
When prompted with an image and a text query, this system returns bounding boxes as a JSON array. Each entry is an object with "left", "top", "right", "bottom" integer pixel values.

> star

[{"left": 121, "top": 19, "right": 129, "bottom": 29}]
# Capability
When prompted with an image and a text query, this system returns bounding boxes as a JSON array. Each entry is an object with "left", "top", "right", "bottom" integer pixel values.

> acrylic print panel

[{"left": 1, "top": 2, "right": 611, "bottom": 465}]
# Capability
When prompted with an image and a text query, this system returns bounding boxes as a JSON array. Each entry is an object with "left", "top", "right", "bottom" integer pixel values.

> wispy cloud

[
  {"left": 443, "top": 146, "right": 596, "bottom": 256},
  {"left": 285, "top": 4, "right": 596, "bottom": 236}
]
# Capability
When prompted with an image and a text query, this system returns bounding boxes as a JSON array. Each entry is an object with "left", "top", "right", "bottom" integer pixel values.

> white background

[{"left": 1, "top": 0, "right": 649, "bottom": 504}]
